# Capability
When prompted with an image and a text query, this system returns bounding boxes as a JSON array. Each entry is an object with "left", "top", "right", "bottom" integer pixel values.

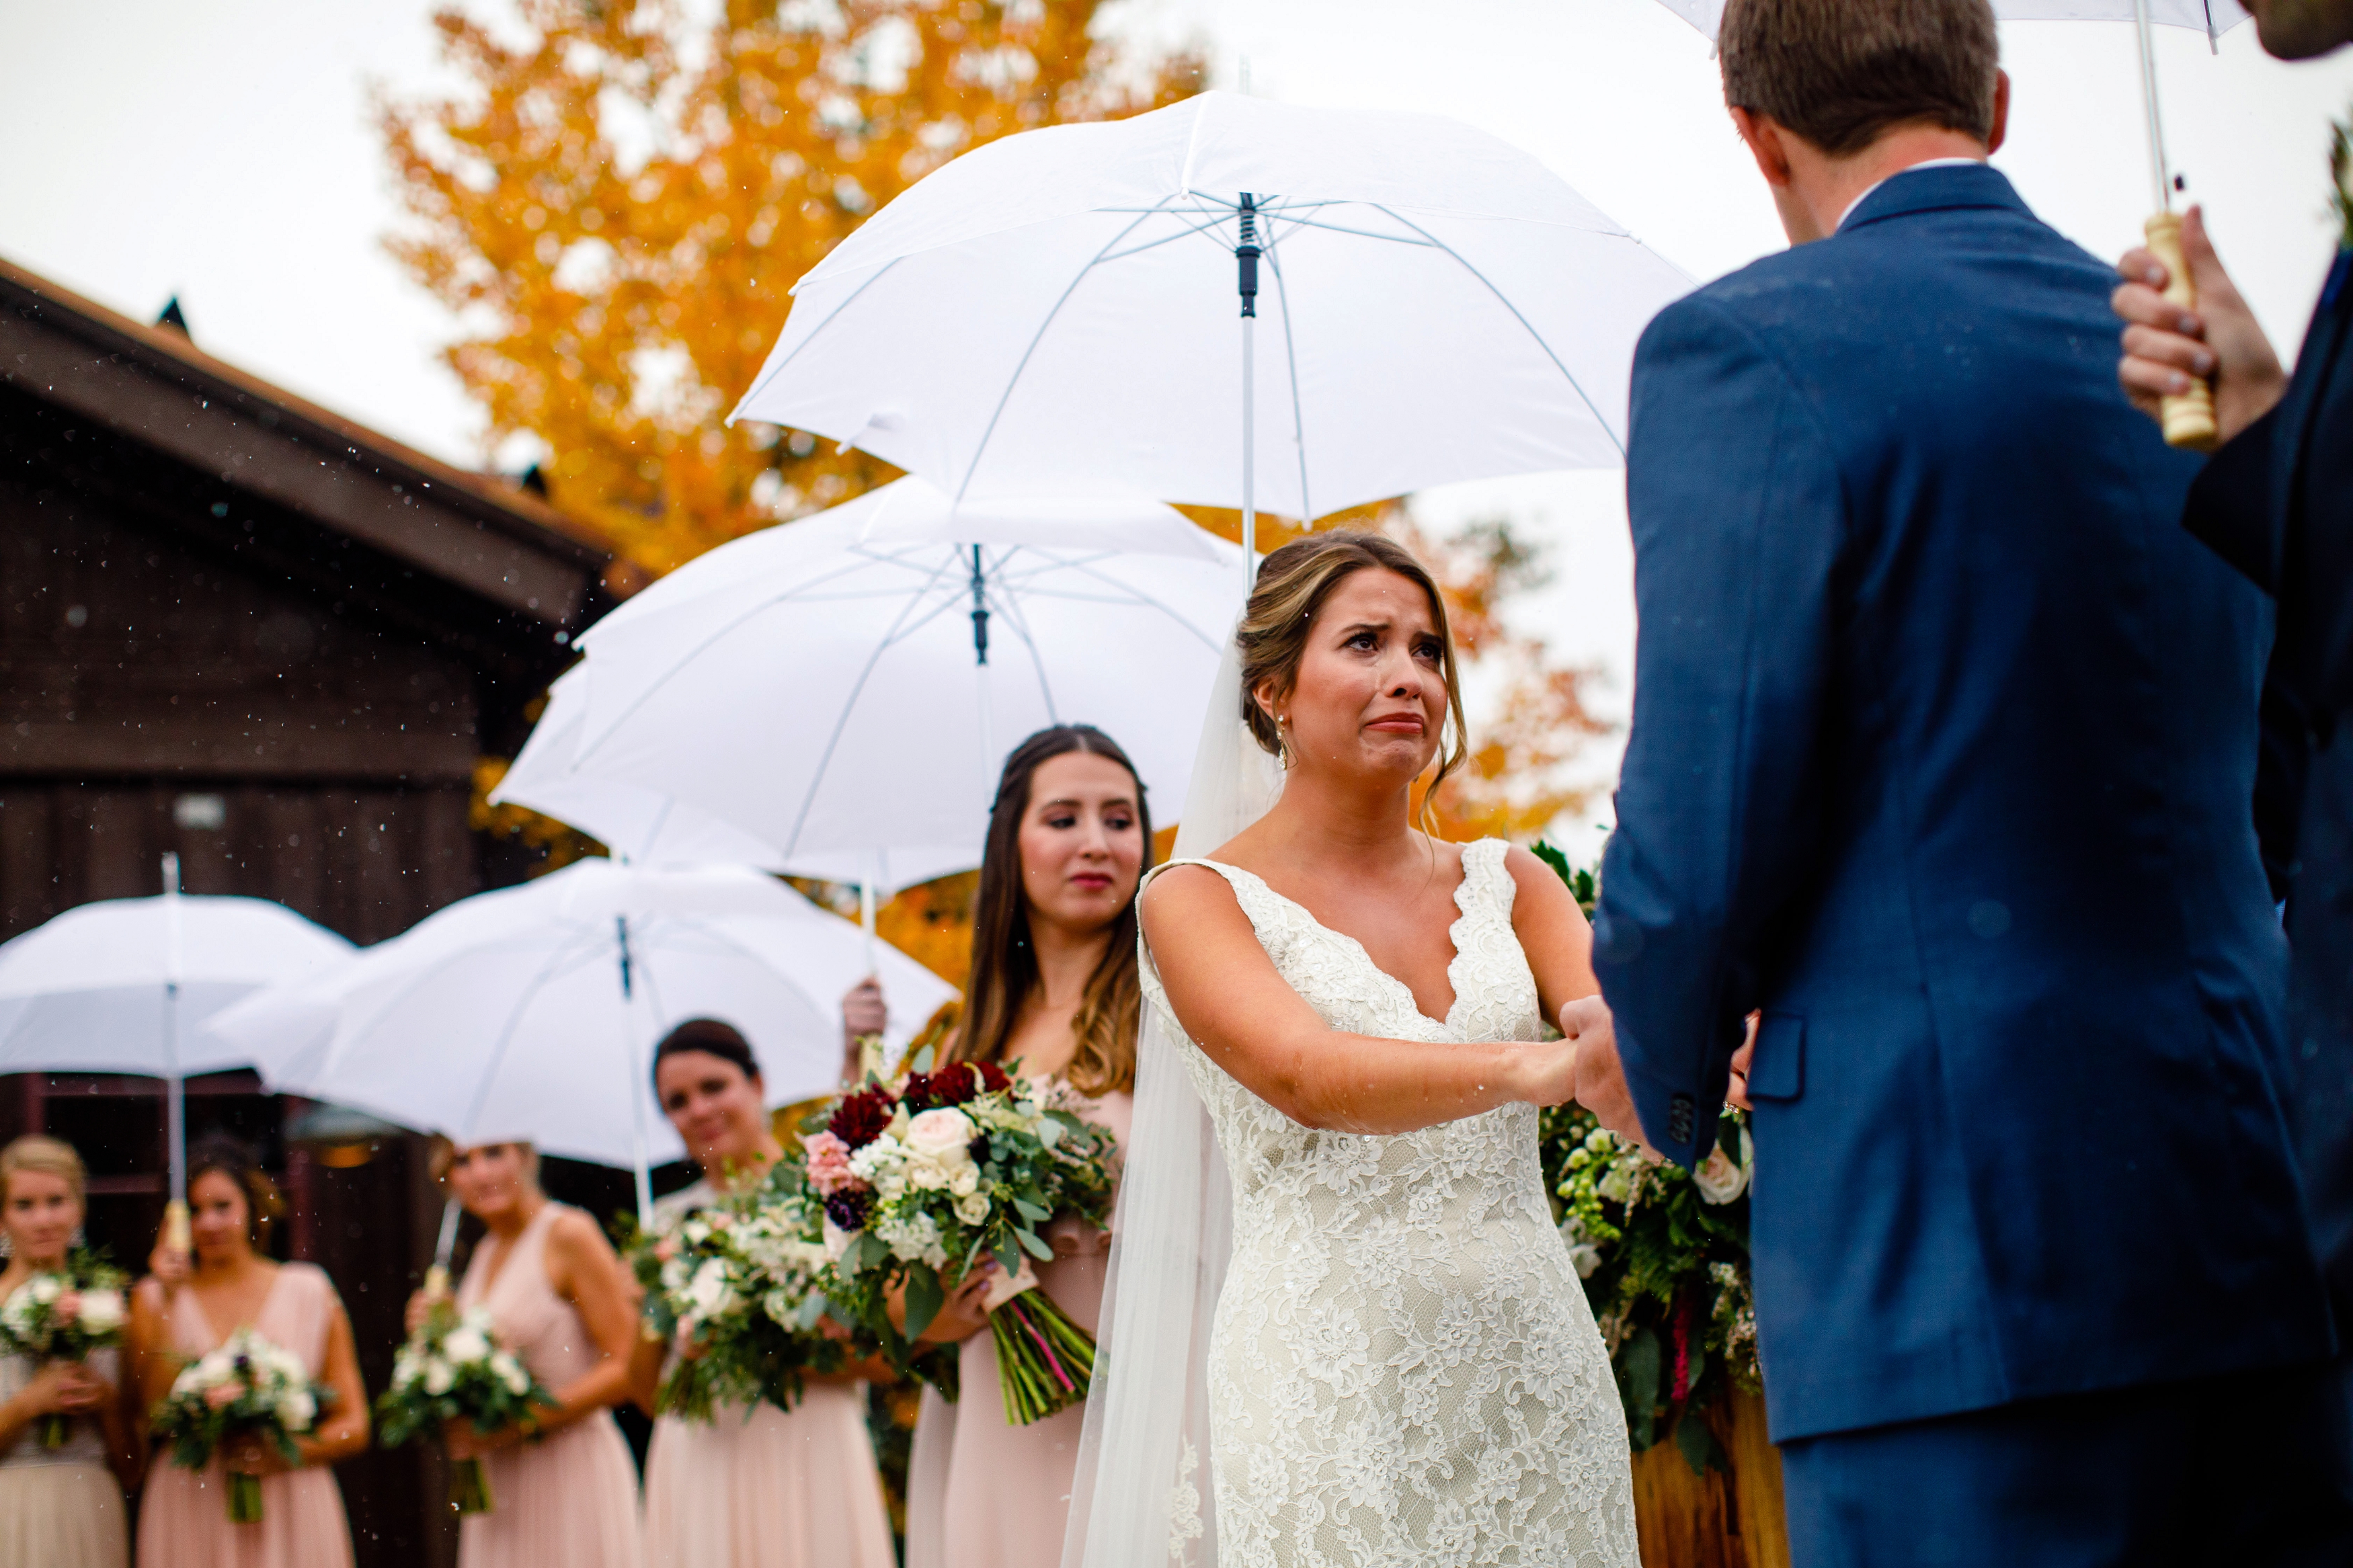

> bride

[{"left": 1064, "top": 530, "right": 1636, "bottom": 1568}]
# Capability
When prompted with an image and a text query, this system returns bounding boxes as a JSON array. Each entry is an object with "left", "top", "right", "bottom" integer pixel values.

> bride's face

[
  {"left": 1018, "top": 751, "right": 1146, "bottom": 940},
  {"left": 1268, "top": 568, "right": 1448, "bottom": 789}
]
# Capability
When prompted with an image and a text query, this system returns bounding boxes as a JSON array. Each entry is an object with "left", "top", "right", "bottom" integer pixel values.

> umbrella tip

[{"left": 161, "top": 852, "right": 181, "bottom": 896}]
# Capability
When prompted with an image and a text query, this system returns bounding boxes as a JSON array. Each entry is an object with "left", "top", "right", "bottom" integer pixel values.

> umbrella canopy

[
  {"left": 0, "top": 892, "right": 354, "bottom": 1079},
  {"left": 0, "top": 877, "right": 356, "bottom": 1212},
  {"left": 732, "top": 91, "right": 1693, "bottom": 526},
  {"left": 206, "top": 858, "right": 956, "bottom": 1219},
  {"left": 1655, "top": 0, "right": 2248, "bottom": 39},
  {"left": 491, "top": 666, "right": 794, "bottom": 872},
  {"left": 563, "top": 477, "right": 1240, "bottom": 882}
]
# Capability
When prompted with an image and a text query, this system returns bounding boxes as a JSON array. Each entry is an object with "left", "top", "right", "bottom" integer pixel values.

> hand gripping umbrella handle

[{"left": 2144, "top": 212, "right": 2219, "bottom": 452}]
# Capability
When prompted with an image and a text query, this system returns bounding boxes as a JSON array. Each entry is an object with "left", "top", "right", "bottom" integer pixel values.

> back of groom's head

[{"left": 1720, "top": 0, "right": 2000, "bottom": 157}]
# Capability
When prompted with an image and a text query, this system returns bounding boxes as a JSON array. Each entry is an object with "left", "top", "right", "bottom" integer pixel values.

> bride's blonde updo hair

[{"left": 1237, "top": 530, "right": 1469, "bottom": 801}]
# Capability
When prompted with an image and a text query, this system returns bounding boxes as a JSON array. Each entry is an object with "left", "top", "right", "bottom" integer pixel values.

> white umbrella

[
  {"left": 1657, "top": 0, "right": 2247, "bottom": 38},
  {"left": 731, "top": 91, "right": 1693, "bottom": 576},
  {"left": 491, "top": 667, "right": 793, "bottom": 872},
  {"left": 1652, "top": 0, "right": 2249, "bottom": 446},
  {"left": 0, "top": 854, "right": 355, "bottom": 1227},
  {"left": 205, "top": 858, "right": 956, "bottom": 1223},
  {"left": 563, "top": 477, "right": 1240, "bottom": 885}
]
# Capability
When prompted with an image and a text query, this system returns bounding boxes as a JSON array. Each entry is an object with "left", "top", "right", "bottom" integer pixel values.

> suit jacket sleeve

[
  {"left": 2182, "top": 403, "right": 2281, "bottom": 595},
  {"left": 1594, "top": 294, "right": 1843, "bottom": 1168}
]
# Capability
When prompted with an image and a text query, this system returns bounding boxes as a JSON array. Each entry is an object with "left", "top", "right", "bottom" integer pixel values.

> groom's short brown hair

[{"left": 1720, "top": 0, "right": 2001, "bottom": 158}]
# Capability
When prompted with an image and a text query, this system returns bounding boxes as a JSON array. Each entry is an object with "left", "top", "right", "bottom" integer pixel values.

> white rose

[
  {"left": 904, "top": 1108, "right": 976, "bottom": 1159},
  {"left": 424, "top": 1358, "right": 454, "bottom": 1397},
  {"left": 442, "top": 1326, "right": 491, "bottom": 1365},
  {"left": 953, "top": 1192, "right": 990, "bottom": 1227},
  {"left": 1693, "top": 1143, "right": 1749, "bottom": 1206},
  {"left": 75, "top": 1289, "right": 124, "bottom": 1335},
  {"left": 822, "top": 1217, "right": 852, "bottom": 1262},
  {"left": 687, "top": 1259, "right": 737, "bottom": 1317},
  {"left": 947, "top": 1165, "right": 980, "bottom": 1198},
  {"left": 27, "top": 1276, "right": 60, "bottom": 1306},
  {"left": 277, "top": 1390, "right": 316, "bottom": 1431},
  {"left": 1596, "top": 1167, "right": 1633, "bottom": 1206}
]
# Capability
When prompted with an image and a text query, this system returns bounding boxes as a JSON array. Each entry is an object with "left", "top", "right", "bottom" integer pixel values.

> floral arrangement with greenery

[{"left": 1532, "top": 841, "right": 1759, "bottom": 1476}]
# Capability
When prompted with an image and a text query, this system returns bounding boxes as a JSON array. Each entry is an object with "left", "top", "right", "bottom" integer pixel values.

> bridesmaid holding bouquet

[
  {"left": 0, "top": 1136, "right": 138, "bottom": 1568},
  {"left": 128, "top": 1136, "right": 366, "bottom": 1568},
  {"left": 892, "top": 725, "right": 1146, "bottom": 1568},
  {"left": 633, "top": 1018, "right": 895, "bottom": 1568},
  {"left": 409, "top": 1140, "right": 642, "bottom": 1568}
]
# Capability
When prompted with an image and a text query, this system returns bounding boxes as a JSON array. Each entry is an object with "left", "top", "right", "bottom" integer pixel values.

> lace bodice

[{"left": 1139, "top": 838, "right": 1636, "bottom": 1568}]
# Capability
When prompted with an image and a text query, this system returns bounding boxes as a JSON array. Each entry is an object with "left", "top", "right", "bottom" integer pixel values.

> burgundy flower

[
  {"left": 822, "top": 1188, "right": 873, "bottom": 1233},
  {"left": 830, "top": 1087, "right": 894, "bottom": 1151},
  {"left": 974, "top": 1061, "right": 1011, "bottom": 1096}
]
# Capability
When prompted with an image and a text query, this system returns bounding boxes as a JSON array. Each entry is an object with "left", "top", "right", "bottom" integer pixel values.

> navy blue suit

[
  {"left": 2187, "top": 249, "right": 2353, "bottom": 1329},
  {"left": 1596, "top": 165, "right": 2348, "bottom": 1559}
]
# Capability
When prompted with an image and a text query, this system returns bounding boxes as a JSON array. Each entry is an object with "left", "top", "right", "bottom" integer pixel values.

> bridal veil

[{"left": 1059, "top": 626, "right": 1281, "bottom": 1568}]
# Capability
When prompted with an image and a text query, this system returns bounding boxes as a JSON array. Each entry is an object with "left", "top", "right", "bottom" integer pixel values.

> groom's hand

[{"left": 1560, "top": 996, "right": 1646, "bottom": 1145}]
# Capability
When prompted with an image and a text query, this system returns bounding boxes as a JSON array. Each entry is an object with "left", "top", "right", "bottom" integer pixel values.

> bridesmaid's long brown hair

[{"left": 947, "top": 725, "right": 1153, "bottom": 1097}]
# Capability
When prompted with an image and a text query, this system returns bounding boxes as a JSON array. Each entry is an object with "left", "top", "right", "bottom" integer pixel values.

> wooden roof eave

[{"left": 0, "top": 255, "right": 611, "bottom": 630}]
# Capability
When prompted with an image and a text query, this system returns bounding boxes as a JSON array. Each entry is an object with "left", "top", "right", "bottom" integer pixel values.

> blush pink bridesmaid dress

[
  {"left": 906, "top": 1090, "right": 1132, "bottom": 1568},
  {"left": 454, "top": 1202, "right": 643, "bottom": 1568},
  {"left": 639, "top": 1179, "right": 895, "bottom": 1568},
  {"left": 134, "top": 1263, "right": 355, "bottom": 1568}
]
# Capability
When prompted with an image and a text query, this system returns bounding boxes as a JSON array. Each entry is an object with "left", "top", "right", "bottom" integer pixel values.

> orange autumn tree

[{"left": 382, "top": 0, "right": 1202, "bottom": 575}]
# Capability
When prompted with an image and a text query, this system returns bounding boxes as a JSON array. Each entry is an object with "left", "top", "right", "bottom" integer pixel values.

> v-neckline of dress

[
  {"left": 189, "top": 1264, "right": 286, "bottom": 1352},
  {"left": 1208, "top": 843, "right": 1486, "bottom": 1035}
]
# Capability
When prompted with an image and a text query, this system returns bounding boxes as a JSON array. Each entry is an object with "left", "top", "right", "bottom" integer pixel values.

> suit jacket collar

[{"left": 1839, "top": 162, "right": 2031, "bottom": 234}]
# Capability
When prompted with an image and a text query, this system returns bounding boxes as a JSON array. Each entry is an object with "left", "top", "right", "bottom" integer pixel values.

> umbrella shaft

[
  {"left": 2133, "top": 0, "right": 2173, "bottom": 212},
  {"left": 1242, "top": 313, "right": 1257, "bottom": 593}
]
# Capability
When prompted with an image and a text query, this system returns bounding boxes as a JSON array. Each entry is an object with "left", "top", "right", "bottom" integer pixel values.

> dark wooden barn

[{"left": 0, "top": 257, "right": 615, "bottom": 1566}]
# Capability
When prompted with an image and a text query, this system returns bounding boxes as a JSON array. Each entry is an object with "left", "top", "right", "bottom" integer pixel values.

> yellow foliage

[
  {"left": 469, "top": 757, "right": 605, "bottom": 873},
  {"left": 381, "top": 0, "right": 1202, "bottom": 573}
]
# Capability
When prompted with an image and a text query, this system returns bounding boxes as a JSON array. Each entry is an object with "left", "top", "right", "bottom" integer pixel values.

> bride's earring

[{"left": 1276, "top": 712, "right": 1293, "bottom": 768}]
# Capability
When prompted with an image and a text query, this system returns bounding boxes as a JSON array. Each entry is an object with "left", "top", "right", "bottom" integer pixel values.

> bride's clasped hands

[{"left": 1121, "top": 529, "right": 1640, "bottom": 1568}]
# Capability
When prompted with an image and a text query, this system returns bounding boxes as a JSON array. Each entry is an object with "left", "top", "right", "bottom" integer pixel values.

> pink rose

[
  {"left": 52, "top": 1293, "right": 79, "bottom": 1327},
  {"left": 204, "top": 1384, "right": 240, "bottom": 1409},
  {"left": 803, "top": 1131, "right": 856, "bottom": 1196}
]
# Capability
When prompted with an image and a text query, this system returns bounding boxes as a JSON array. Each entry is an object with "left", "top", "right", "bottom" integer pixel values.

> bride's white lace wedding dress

[{"left": 1136, "top": 838, "right": 1638, "bottom": 1568}]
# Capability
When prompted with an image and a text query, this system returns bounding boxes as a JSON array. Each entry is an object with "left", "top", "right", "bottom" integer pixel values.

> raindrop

[{"left": 64, "top": 605, "right": 87, "bottom": 628}]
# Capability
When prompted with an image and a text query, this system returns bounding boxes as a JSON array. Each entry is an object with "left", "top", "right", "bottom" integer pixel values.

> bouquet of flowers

[
  {"left": 376, "top": 1303, "right": 557, "bottom": 1515},
  {"left": 0, "top": 1251, "right": 128, "bottom": 1447},
  {"left": 627, "top": 1161, "right": 851, "bottom": 1423},
  {"left": 149, "top": 1326, "right": 333, "bottom": 1524},
  {"left": 804, "top": 1051, "right": 1119, "bottom": 1426}
]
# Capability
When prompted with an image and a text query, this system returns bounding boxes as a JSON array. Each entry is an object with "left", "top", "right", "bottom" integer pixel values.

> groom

[{"left": 1569, "top": 0, "right": 2352, "bottom": 1558}]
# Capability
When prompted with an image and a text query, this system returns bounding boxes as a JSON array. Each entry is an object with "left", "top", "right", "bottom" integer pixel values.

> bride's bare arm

[
  {"left": 1140, "top": 866, "right": 1580, "bottom": 1135},
  {"left": 1499, "top": 845, "right": 1602, "bottom": 1031}
]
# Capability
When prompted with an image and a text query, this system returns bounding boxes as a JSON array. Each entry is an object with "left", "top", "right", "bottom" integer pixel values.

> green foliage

[{"left": 2333, "top": 106, "right": 2353, "bottom": 249}]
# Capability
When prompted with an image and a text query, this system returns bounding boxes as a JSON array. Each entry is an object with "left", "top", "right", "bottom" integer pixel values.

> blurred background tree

[{"left": 382, "top": 0, "right": 1202, "bottom": 575}]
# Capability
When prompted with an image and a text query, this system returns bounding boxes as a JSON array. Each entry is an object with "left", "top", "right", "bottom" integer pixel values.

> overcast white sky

[{"left": 5, "top": 0, "right": 2350, "bottom": 856}]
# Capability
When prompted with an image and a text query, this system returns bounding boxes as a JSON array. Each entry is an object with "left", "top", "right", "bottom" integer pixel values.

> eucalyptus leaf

[
  {"left": 1016, "top": 1227, "right": 1055, "bottom": 1262},
  {"left": 1012, "top": 1196, "right": 1052, "bottom": 1223},
  {"left": 902, "top": 1264, "right": 945, "bottom": 1342}
]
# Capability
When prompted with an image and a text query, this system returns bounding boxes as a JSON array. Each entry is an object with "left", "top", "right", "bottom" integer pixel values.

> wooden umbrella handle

[{"left": 2144, "top": 212, "right": 2219, "bottom": 452}]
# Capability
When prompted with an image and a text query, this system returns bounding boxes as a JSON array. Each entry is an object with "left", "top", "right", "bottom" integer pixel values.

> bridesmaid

[
  {"left": 893, "top": 724, "right": 1148, "bottom": 1568},
  {"left": 633, "top": 1018, "right": 895, "bottom": 1568},
  {"left": 406, "top": 1140, "right": 642, "bottom": 1568},
  {"left": 130, "top": 1135, "right": 366, "bottom": 1568},
  {"left": 0, "top": 1135, "right": 137, "bottom": 1568}
]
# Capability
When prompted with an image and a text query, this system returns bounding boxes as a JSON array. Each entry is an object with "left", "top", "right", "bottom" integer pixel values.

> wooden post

[{"left": 1631, "top": 1391, "right": 1788, "bottom": 1568}]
